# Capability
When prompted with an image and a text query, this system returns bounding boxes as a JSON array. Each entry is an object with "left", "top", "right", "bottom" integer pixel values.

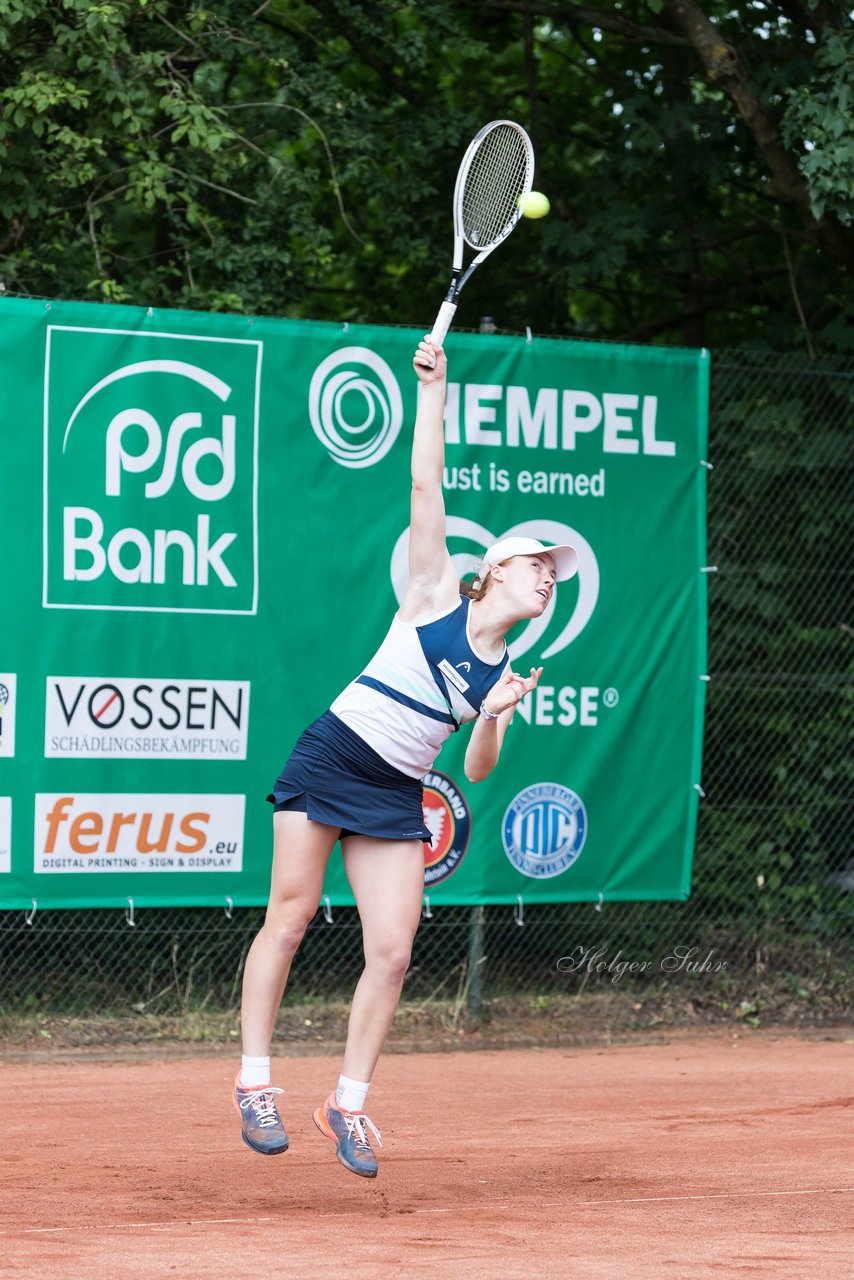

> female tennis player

[{"left": 233, "top": 337, "right": 577, "bottom": 1178}]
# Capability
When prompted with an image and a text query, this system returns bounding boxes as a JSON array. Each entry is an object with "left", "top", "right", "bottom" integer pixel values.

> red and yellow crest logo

[{"left": 422, "top": 770, "right": 471, "bottom": 886}]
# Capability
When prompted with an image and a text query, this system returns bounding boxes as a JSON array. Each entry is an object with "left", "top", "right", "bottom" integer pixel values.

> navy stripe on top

[{"left": 355, "top": 674, "right": 458, "bottom": 726}]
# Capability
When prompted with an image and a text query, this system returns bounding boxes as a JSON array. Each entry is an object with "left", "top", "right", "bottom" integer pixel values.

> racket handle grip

[{"left": 429, "top": 300, "right": 458, "bottom": 348}]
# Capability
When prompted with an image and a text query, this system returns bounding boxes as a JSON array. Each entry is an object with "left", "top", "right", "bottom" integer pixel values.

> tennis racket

[{"left": 428, "top": 120, "right": 534, "bottom": 351}]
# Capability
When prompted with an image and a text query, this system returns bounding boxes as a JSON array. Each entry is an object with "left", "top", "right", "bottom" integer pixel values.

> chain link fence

[{"left": 1, "top": 347, "right": 851, "bottom": 1041}]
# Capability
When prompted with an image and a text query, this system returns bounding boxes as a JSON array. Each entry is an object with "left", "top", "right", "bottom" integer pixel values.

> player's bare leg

[
  {"left": 341, "top": 834, "right": 424, "bottom": 1079},
  {"left": 312, "top": 834, "right": 424, "bottom": 1176},
  {"left": 241, "top": 810, "right": 338, "bottom": 1052},
  {"left": 235, "top": 811, "right": 338, "bottom": 1155}
]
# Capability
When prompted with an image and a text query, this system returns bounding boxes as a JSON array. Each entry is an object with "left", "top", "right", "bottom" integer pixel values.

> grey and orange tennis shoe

[
  {"left": 233, "top": 1074, "right": 289, "bottom": 1155},
  {"left": 312, "top": 1092, "right": 382, "bottom": 1178}
]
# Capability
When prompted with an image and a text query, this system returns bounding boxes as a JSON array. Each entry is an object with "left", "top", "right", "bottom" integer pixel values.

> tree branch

[
  {"left": 451, "top": 0, "right": 691, "bottom": 46},
  {"left": 0, "top": 218, "right": 25, "bottom": 256},
  {"left": 304, "top": 1, "right": 431, "bottom": 109},
  {"left": 767, "top": 0, "right": 832, "bottom": 40},
  {"left": 662, "top": 0, "right": 854, "bottom": 268},
  {"left": 523, "top": 12, "right": 541, "bottom": 167},
  {"left": 218, "top": 101, "right": 365, "bottom": 244},
  {"left": 780, "top": 222, "right": 816, "bottom": 357}
]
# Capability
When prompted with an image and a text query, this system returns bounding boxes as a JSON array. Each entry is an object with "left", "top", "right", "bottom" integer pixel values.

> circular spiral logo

[{"left": 308, "top": 346, "right": 403, "bottom": 469}]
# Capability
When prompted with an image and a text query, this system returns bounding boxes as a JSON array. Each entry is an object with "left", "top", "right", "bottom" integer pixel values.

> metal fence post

[{"left": 467, "top": 905, "right": 485, "bottom": 1023}]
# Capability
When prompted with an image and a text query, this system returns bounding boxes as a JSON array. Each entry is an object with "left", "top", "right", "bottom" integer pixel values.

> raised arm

[{"left": 397, "top": 339, "right": 460, "bottom": 623}]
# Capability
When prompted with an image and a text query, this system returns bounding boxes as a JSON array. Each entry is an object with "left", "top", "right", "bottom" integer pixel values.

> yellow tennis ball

[{"left": 517, "top": 191, "right": 550, "bottom": 219}]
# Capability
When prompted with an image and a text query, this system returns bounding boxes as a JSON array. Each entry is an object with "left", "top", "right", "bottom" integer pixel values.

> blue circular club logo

[{"left": 501, "top": 782, "right": 587, "bottom": 879}]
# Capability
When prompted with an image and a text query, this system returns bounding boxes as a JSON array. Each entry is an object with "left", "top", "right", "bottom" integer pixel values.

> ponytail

[{"left": 459, "top": 573, "right": 493, "bottom": 602}]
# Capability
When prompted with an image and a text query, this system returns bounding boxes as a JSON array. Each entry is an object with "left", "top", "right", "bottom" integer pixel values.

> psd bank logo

[
  {"left": 43, "top": 326, "right": 261, "bottom": 613},
  {"left": 309, "top": 347, "right": 403, "bottom": 468},
  {"left": 502, "top": 782, "right": 587, "bottom": 879},
  {"left": 392, "top": 516, "right": 599, "bottom": 660}
]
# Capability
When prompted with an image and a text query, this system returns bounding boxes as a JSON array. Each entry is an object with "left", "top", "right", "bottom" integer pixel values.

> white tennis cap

[{"left": 481, "top": 536, "right": 578, "bottom": 582}]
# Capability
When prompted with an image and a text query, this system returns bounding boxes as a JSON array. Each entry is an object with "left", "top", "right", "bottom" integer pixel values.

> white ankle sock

[
  {"left": 240, "top": 1055, "right": 271, "bottom": 1087},
  {"left": 336, "top": 1074, "right": 370, "bottom": 1112}
]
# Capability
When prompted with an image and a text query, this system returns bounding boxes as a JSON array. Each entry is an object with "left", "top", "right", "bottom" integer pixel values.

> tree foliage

[
  {"left": 0, "top": 0, "right": 851, "bottom": 349},
  {"left": 700, "top": 349, "right": 854, "bottom": 935}
]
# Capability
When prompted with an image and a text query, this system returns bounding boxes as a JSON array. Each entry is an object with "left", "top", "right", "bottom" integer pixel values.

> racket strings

[{"left": 461, "top": 125, "right": 531, "bottom": 249}]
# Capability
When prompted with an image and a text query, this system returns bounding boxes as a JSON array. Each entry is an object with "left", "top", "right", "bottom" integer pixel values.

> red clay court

[{"left": 3, "top": 1032, "right": 852, "bottom": 1279}]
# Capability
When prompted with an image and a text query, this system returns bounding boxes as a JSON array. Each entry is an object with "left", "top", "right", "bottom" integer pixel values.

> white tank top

[{"left": 331, "top": 596, "right": 509, "bottom": 778}]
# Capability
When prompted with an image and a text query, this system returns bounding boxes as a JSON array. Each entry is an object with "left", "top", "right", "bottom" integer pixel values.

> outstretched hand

[
  {"left": 413, "top": 337, "right": 446, "bottom": 384},
  {"left": 482, "top": 666, "right": 543, "bottom": 717}
]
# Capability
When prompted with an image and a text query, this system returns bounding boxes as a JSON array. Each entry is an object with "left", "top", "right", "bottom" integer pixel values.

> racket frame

[{"left": 429, "top": 120, "right": 534, "bottom": 348}]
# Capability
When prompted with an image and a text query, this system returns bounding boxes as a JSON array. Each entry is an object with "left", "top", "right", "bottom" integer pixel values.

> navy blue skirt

[{"left": 267, "top": 710, "right": 433, "bottom": 844}]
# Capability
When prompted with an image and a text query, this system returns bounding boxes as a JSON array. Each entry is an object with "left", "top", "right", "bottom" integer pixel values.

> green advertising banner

[{"left": 0, "top": 296, "right": 708, "bottom": 909}]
